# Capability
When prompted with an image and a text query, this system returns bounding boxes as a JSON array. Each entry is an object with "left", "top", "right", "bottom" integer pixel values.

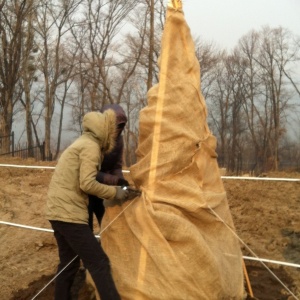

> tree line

[{"left": 1, "top": 0, "right": 299, "bottom": 174}]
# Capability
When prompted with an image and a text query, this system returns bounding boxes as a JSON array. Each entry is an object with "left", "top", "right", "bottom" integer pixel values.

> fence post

[
  {"left": 42, "top": 141, "right": 45, "bottom": 161},
  {"left": 12, "top": 131, "right": 15, "bottom": 157}
]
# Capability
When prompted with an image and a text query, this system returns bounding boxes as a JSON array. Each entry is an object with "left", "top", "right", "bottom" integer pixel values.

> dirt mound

[{"left": 0, "top": 157, "right": 299, "bottom": 299}]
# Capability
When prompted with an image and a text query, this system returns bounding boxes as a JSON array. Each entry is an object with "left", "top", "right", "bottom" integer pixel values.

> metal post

[{"left": 12, "top": 131, "right": 15, "bottom": 157}]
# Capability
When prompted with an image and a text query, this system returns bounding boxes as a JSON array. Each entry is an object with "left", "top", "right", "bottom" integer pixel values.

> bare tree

[
  {"left": 0, "top": 0, "right": 30, "bottom": 152},
  {"left": 225, "top": 52, "right": 249, "bottom": 174},
  {"left": 53, "top": 44, "right": 79, "bottom": 159},
  {"left": 195, "top": 39, "right": 222, "bottom": 103},
  {"left": 69, "top": 0, "right": 140, "bottom": 114},
  {"left": 34, "top": 0, "right": 81, "bottom": 160},
  {"left": 237, "top": 30, "right": 269, "bottom": 173},
  {"left": 277, "top": 34, "right": 300, "bottom": 98},
  {"left": 129, "top": 0, "right": 164, "bottom": 90},
  {"left": 146, "top": 0, "right": 154, "bottom": 90},
  {"left": 256, "top": 27, "right": 294, "bottom": 170},
  {"left": 69, "top": 0, "right": 147, "bottom": 164},
  {"left": 20, "top": 0, "right": 37, "bottom": 156}
]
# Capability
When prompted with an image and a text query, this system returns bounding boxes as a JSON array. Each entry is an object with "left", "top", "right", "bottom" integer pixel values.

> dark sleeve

[
  {"left": 110, "top": 143, "right": 124, "bottom": 178},
  {"left": 96, "top": 136, "right": 124, "bottom": 185},
  {"left": 96, "top": 172, "right": 119, "bottom": 185}
]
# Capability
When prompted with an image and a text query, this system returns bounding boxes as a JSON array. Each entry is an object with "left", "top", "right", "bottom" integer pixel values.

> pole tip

[{"left": 167, "top": 0, "right": 182, "bottom": 10}]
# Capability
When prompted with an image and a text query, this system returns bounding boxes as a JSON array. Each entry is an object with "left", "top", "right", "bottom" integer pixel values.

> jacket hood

[
  {"left": 82, "top": 110, "right": 116, "bottom": 154},
  {"left": 101, "top": 104, "right": 127, "bottom": 126}
]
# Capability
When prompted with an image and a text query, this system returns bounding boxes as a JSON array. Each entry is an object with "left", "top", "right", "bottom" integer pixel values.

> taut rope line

[
  {"left": 1, "top": 203, "right": 299, "bottom": 298},
  {"left": 207, "top": 205, "right": 299, "bottom": 300},
  {"left": 1, "top": 220, "right": 299, "bottom": 268},
  {"left": 1, "top": 163, "right": 299, "bottom": 296},
  {"left": 31, "top": 255, "right": 78, "bottom": 300},
  {"left": 0, "top": 164, "right": 298, "bottom": 180}
]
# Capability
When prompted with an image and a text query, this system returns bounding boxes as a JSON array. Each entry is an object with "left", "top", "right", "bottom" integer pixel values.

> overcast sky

[{"left": 183, "top": 0, "right": 300, "bottom": 50}]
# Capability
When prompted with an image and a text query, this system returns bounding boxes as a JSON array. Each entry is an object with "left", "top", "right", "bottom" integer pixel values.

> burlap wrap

[{"left": 100, "top": 8, "right": 245, "bottom": 300}]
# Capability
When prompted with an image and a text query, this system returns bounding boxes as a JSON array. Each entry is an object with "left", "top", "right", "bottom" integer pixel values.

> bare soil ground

[{"left": 0, "top": 157, "right": 299, "bottom": 300}]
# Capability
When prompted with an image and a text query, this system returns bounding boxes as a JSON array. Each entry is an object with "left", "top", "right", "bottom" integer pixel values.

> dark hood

[{"left": 101, "top": 104, "right": 127, "bottom": 126}]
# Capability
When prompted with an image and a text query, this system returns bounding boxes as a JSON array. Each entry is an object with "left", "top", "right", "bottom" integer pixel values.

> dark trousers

[
  {"left": 88, "top": 196, "right": 105, "bottom": 231},
  {"left": 50, "top": 220, "right": 120, "bottom": 300}
]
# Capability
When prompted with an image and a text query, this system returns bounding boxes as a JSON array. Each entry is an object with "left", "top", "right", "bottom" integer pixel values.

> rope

[
  {"left": 243, "top": 256, "right": 300, "bottom": 269},
  {"left": 2, "top": 220, "right": 299, "bottom": 269},
  {"left": 98, "top": 198, "right": 136, "bottom": 235},
  {"left": 0, "top": 221, "right": 54, "bottom": 232},
  {"left": 0, "top": 163, "right": 130, "bottom": 173},
  {"left": 0, "top": 164, "right": 298, "bottom": 180},
  {"left": 1, "top": 162, "right": 299, "bottom": 297},
  {"left": 0, "top": 221, "right": 100, "bottom": 239},
  {"left": 0, "top": 163, "right": 55, "bottom": 169},
  {"left": 207, "top": 205, "right": 299, "bottom": 300},
  {"left": 222, "top": 176, "right": 300, "bottom": 182},
  {"left": 31, "top": 256, "right": 78, "bottom": 300}
]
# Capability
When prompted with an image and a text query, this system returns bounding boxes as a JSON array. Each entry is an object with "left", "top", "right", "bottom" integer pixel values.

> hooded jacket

[{"left": 46, "top": 110, "right": 117, "bottom": 224}]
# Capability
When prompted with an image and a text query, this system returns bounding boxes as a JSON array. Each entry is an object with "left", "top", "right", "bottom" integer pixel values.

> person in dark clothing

[
  {"left": 47, "top": 111, "right": 129, "bottom": 300},
  {"left": 88, "top": 104, "right": 129, "bottom": 231}
]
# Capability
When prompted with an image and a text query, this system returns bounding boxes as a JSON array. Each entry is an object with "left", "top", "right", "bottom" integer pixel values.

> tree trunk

[{"left": 147, "top": 0, "right": 154, "bottom": 90}]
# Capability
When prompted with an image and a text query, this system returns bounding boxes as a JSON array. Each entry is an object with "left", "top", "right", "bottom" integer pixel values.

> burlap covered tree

[{"left": 99, "top": 1, "right": 245, "bottom": 299}]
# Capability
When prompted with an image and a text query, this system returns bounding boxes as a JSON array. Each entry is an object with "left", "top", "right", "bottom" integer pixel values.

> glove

[
  {"left": 117, "top": 178, "right": 129, "bottom": 186},
  {"left": 114, "top": 186, "right": 129, "bottom": 202},
  {"left": 126, "top": 188, "right": 141, "bottom": 201}
]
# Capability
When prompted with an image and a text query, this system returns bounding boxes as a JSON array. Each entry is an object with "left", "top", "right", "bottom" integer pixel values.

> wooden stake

[{"left": 243, "top": 260, "right": 254, "bottom": 298}]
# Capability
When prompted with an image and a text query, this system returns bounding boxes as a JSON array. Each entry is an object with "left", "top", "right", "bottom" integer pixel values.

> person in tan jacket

[{"left": 46, "top": 110, "right": 128, "bottom": 300}]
